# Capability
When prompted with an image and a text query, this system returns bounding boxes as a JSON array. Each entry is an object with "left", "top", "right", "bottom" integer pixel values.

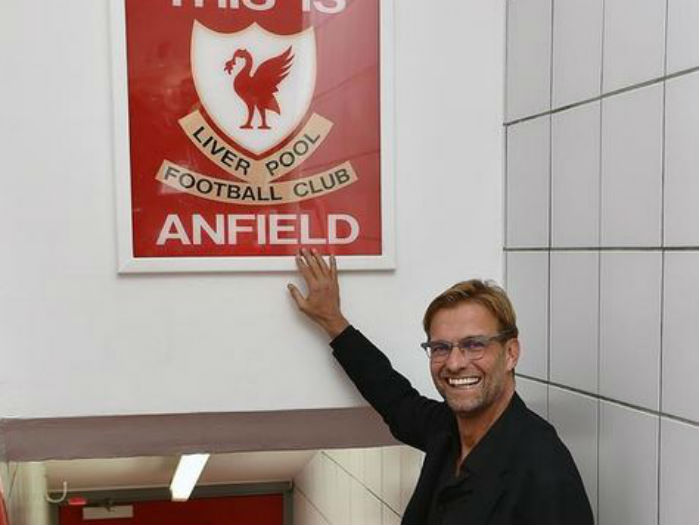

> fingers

[
  {"left": 330, "top": 254, "right": 337, "bottom": 281},
  {"left": 295, "top": 251, "right": 315, "bottom": 286},
  {"left": 314, "top": 249, "right": 331, "bottom": 275},
  {"left": 300, "top": 248, "right": 331, "bottom": 281},
  {"left": 287, "top": 283, "right": 307, "bottom": 310}
]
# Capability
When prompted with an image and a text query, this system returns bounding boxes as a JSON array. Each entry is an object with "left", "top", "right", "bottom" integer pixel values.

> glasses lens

[
  {"left": 424, "top": 341, "right": 451, "bottom": 360},
  {"left": 458, "top": 337, "right": 488, "bottom": 352}
]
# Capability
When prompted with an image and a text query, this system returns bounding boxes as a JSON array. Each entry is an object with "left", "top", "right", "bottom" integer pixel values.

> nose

[{"left": 444, "top": 344, "right": 469, "bottom": 371}]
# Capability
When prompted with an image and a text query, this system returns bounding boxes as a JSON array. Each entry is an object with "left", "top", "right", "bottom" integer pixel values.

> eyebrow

[{"left": 430, "top": 335, "right": 490, "bottom": 342}]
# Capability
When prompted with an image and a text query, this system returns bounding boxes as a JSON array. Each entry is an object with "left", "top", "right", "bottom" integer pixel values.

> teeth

[{"left": 448, "top": 377, "right": 481, "bottom": 386}]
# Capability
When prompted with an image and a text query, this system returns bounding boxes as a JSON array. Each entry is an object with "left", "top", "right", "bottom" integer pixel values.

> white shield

[{"left": 191, "top": 21, "right": 316, "bottom": 156}]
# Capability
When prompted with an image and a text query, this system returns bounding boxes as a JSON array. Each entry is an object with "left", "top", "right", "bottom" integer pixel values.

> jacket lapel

[{"left": 401, "top": 431, "right": 452, "bottom": 525}]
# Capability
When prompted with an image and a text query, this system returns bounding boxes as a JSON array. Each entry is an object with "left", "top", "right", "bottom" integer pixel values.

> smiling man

[{"left": 288, "top": 249, "right": 594, "bottom": 525}]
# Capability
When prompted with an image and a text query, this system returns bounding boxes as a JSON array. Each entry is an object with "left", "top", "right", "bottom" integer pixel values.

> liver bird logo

[
  {"left": 224, "top": 47, "right": 294, "bottom": 130},
  {"left": 191, "top": 21, "right": 316, "bottom": 156}
]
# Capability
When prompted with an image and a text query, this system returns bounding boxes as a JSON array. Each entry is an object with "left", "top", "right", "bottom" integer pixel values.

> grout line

[
  {"left": 596, "top": 9, "right": 605, "bottom": 515},
  {"left": 503, "top": 246, "right": 698, "bottom": 252},
  {"left": 657, "top": 252, "right": 666, "bottom": 525},
  {"left": 503, "top": 0, "right": 510, "bottom": 125},
  {"left": 595, "top": 395, "right": 601, "bottom": 523},
  {"left": 320, "top": 451, "right": 402, "bottom": 518},
  {"left": 546, "top": 0, "right": 554, "bottom": 407},
  {"left": 657, "top": 1, "right": 670, "bottom": 521},
  {"left": 515, "top": 373, "right": 699, "bottom": 426},
  {"left": 546, "top": 118, "right": 553, "bottom": 388},
  {"left": 503, "top": 67, "right": 699, "bottom": 127}
]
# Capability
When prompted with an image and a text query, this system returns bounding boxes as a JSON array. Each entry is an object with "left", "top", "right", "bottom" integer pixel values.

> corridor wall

[{"left": 504, "top": 1, "right": 698, "bottom": 524}]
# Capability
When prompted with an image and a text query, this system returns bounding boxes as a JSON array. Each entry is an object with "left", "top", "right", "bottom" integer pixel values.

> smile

[{"left": 446, "top": 376, "right": 482, "bottom": 387}]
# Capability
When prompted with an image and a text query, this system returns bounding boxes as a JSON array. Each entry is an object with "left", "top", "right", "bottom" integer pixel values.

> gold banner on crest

[
  {"left": 155, "top": 159, "right": 357, "bottom": 205},
  {"left": 178, "top": 111, "right": 334, "bottom": 186}
]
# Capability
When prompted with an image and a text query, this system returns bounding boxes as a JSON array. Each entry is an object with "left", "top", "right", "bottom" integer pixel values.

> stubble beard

[{"left": 435, "top": 351, "right": 509, "bottom": 418}]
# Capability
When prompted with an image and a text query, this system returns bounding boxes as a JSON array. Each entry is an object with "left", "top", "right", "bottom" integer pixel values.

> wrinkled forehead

[{"left": 428, "top": 302, "right": 501, "bottom": 340}]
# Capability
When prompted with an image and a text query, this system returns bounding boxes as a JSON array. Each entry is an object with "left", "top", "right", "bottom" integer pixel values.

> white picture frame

[{"left": 110, "top": 0, "right": 396, "bottom": 273}]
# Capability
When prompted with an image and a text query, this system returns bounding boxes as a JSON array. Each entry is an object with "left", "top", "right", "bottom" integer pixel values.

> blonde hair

[{"left": 423, "top": 279, "right": 519, "bottom": 338}]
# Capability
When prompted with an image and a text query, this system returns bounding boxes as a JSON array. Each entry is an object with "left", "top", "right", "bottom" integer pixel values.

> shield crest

[{"left": 191, "top": 21, "right": 317, "bottom": 157}]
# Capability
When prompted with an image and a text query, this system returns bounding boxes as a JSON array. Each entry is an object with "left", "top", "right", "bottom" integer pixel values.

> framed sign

[{"left": 110, "top": 0, "right": 395, "bottom": 272}]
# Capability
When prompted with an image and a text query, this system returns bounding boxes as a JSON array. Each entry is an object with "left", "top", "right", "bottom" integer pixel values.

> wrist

[{"left": 323, "top": 316, "right": 350, "bottom": 339}]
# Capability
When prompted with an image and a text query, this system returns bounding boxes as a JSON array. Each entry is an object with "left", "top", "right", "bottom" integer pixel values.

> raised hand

[{"left": 288, "top": 248, "right": 349, "bottom": 338}]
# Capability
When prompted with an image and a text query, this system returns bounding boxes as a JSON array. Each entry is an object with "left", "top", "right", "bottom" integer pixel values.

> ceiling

[{"left": 44, "top": 450, "right": 317, "bottom": 492}]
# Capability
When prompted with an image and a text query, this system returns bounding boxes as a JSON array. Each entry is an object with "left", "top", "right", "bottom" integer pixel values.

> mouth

[{"left": 446, "top": 376, "right": 482, "bottom": 388}]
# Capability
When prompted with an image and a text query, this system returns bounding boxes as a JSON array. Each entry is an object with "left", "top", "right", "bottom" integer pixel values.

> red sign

[{"left": 113, "top": 0, "right": 393, "bottom": 271}]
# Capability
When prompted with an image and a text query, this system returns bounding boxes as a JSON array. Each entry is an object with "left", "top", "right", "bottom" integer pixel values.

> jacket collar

[
  {"left": 460, "top": 392, "right": 527, "bottom": 477},
  {"left": 401, "top": 393, "right": 528, "bottom": 525}
]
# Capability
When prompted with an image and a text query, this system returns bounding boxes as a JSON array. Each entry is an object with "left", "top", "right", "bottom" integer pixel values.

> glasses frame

[{"left": 420, "top": 329, "right": 516, "bottom": 362}]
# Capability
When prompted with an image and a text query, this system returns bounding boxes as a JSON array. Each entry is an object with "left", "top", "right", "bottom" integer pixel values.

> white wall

[
  {"left": 504, "top": 1, "right": 698, "bottom": 524},
  {"left": 0, "top": 0, "right": 504, "bottom": 422},
  {"left": 293, "top": 446, "right": 423, "bottom": 525}
]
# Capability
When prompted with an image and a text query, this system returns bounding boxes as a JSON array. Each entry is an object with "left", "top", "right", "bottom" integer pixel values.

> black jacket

[{"left": 331, "top": 326, "right": 594, "bottom": 525}]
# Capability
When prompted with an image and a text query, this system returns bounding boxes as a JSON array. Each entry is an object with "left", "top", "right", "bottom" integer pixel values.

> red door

[{"left": 59, "top": 494, "right": 283, "bottom": 525}]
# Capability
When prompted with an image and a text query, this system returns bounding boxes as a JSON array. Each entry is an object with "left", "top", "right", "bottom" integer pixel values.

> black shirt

[{"left": 331, "top": 325, "right": 594, "bottom": 525}]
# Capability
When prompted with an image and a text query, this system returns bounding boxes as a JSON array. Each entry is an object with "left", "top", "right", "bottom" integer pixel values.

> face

[{"left": 428, "top": 302, "right": 519, "bottom": 417}]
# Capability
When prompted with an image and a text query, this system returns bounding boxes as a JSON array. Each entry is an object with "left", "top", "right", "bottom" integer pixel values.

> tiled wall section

[
  {"left": 505, "top": 1, "right": 698, "bottom": 524},
  {"left": 0, "top": 461, "right": 51, "bottom": 525},
  {"left": 293, "top": 446, "right": 423, "bottom": 525}
]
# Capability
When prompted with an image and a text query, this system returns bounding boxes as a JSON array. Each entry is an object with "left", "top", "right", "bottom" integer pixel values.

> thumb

[{"left": 287, "top": 283, "right": 307, "bottom": 309}]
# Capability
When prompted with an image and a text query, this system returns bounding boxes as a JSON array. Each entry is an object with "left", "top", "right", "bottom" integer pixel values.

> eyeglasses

[{"left": 420, "top": 330, "right": 515, "bottom": 362}]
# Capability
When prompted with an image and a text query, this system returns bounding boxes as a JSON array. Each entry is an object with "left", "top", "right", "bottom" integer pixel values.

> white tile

[
  {"left": 602, "top": 0, "right": 666, "bottom": 92},
  {"left": 515, "top": 376, "right": 548, "bottom": 419},
  {"left": 600, "top": 252, "right": 662, "bottom": 410},
  {"left": 399, "top": 447, "right": 423, "bottom": 514},
  {"left": 363, "top": 492, "right": 382, "bottom": 525},
  {"left": 548, "top": 387, "right": 598, "bottom": 518},
  {"left": 659, "top": 418, "right": 699, "bottom": 525},
  {"left": 294, "top": 489, "right": 329, "bottom": 525},
  {"left": 317, "top": 454, "right": 335, "bottom": 519},
  {"left": 550, "top": 251, "right": 599, "bottom": 393},
  {"left": 5, "top": 463, "right": 49, "bottom": 525},
  {"left": 293, "top": 493, "right": 304, "bottom": 525},
  {"left": 380, "top": 447, "right": 402, "bottom": 511},
  {"left": 506, "top": 116, "right": 550, "bottom": 248},
  {"left": 664, "top": 72, "right": 699, "bottom": 246},
  {"left": 381, "top": 504, "right": 401, "bottom": 525},
  {"left": 349, "top": 478, "right": 365, "bottom": 525},
  {"left": 0, "top": 461, "right": 9, "bottom": 495},
  {"left": 662, "top": 251, "right": 699, "bottom": 421},
  {"left": 363, "top": 448, "right": 382, "bottom": 496},
  {"left": 506, "top": 0, "right": 552, "bottom": 120},
  {"left": 601, "top": 85, "right": 663, "bottom": 246},
  {"left": 506, "top": 251, "right": 549, "bottom": 379},
  {"left": 599, "top": 401, "right": 658, "bottom": 525},
  {"left": 345, "top": 448, "right": 363, "bottom": 481},
  {"left": 335, "top": 466, "right": 352, "bottom": 525},
  {"left": 667, "top": 0, "right": 699, "bottom": 74},
  {"left": 292, "top": 490, "right": 306, "bottom": 525},
  {"left": 552, "top": 102, "right": 601, "bottom": 247},
  {"left": 325, "top": 448, "right": 348, "bottom": 467},
  {"left": 552, "top": 0, "right": 603, "bottom": 107},
  {"left": 298, "top": 453, "right": 323, "bottom": 508}
]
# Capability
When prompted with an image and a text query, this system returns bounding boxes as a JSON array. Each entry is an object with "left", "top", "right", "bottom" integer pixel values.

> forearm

[{"left": 331, "top": 325, "right": 447, "bottom": 450}]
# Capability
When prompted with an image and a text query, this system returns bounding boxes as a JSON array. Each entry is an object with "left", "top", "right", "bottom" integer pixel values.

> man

[{"left": 288, "top": 249, "right": 594, "bottom": 525}]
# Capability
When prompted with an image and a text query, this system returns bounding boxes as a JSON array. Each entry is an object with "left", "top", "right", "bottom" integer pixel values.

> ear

[{"left": 504, "top": 338, "right": 520, "bottom": 373}]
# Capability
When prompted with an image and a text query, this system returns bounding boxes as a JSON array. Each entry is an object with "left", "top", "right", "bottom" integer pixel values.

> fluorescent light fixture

[{"left": 170, "top": 453, "right": 210, "bottom": 501}]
